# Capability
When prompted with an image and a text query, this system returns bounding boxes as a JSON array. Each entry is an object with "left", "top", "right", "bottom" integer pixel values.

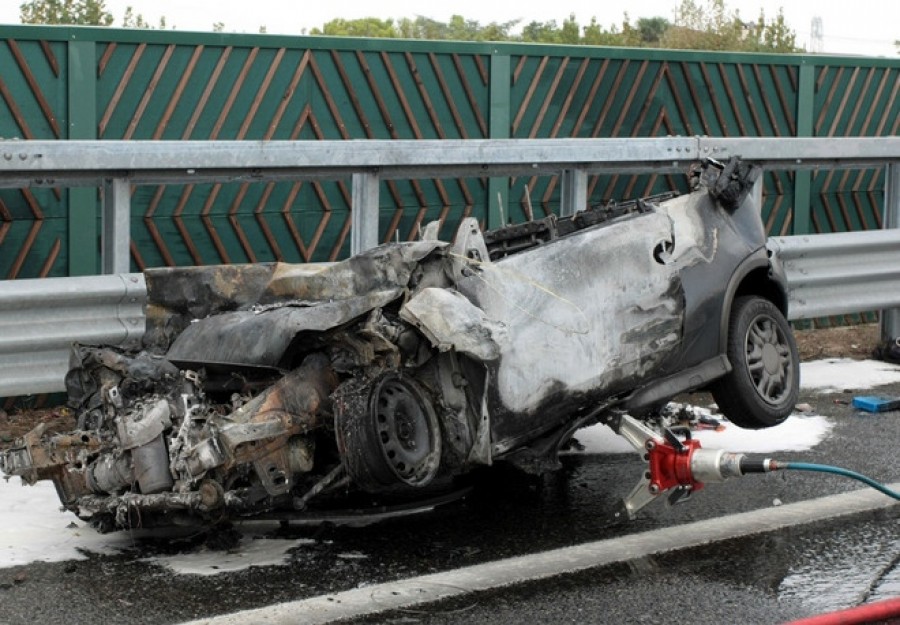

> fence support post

[
  {"left": 792, "top": 61, "right": 816, "bottom": 236},
  {"left": 67, "top": 40, "right": 99, "bottom": 276},
  {"left": 487, "top": 52, "right": 510, "bottom": 229},
  {"left": 351, "top": 172, "right": 380, "bottom": 255}
]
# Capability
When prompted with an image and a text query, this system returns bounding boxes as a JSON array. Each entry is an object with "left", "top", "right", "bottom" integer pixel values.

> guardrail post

[
  {"left": 101, "top": 177, "right": 131, "bottom": 274},
  {"left": 560, "top": 169, "right": 588, "bottom": 217},
  {"left": 882, "top": 162, "right": 900, "bottom": 344},
  {"left": 351, "top": 172, "right": 380, "bottom": 255}
]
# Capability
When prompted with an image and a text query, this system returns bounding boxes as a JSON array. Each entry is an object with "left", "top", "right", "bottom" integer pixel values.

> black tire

[
  {"left": 711, "top": 295, "right": 799, "bottom": 429},
  {"left": 335, "top": 373, "right": 442, "bottom": 493}
]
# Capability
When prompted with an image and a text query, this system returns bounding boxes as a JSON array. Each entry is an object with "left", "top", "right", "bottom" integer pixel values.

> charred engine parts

[
  {"left": 482, "top": 191, "right": 677, "bottom": 261},
  {"left": 1, "top": 349, "right": 343, "bottom": 529},
  {"left": 90, "top": 396, "right": 174, "bottom": 495}
]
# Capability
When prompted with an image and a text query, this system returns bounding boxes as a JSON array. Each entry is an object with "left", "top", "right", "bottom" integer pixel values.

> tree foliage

[
  {"left": 662, "top": 0, "right": 797, "bottom": 53},
  {"left": 121, "top": 6, "right": 167, "bottom": 29},
  {"left": 20, "top": 0, "right": 171, "bottom": 29},
  {"left": 315, "top": 17, "right": 398, "bottom": 38},
  {"left": 17, "top": 0, "right": 803, "bottom": 53},
  {"left": 19, "top": 0, "right": 113, "bottom": 26},
  {"left": 636, "top": 17, "right": 671, "bottom": 45},
  {"left": 312, "top": 2, "right": 802, "bottom": 53}
]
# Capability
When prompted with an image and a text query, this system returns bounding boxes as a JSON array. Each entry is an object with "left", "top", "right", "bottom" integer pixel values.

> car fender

[{"left": 717, "top": 247, "right": 790, "bottom": 355}]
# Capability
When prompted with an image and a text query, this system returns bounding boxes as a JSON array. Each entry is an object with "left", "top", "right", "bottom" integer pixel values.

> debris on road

[{"left": 851, "top": 396, "right": 900, "bottom": 412}]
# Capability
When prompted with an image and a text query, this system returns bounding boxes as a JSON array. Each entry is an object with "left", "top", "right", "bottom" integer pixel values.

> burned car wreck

[{"left": 1, "top": 157, "right": 799, "bottom": 531}]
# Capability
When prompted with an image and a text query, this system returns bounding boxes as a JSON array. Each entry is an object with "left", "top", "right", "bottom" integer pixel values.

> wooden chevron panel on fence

[
  {"left": 809, "top": 64, "right": 900, "bottom": 234},
  {"left": 0, "top": 37, "right": 67, "bottom": 279},
  {"left": 94, "top": 42, "right": 490, "bottom": 268},
  {"left": 506, "top": 53, "right": 802, "bottom": 229}
]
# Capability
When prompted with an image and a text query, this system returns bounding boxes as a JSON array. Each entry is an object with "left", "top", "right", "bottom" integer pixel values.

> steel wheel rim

[
  {"left": 744, "top": 313, "right": 793, "bottom": 405},
  {"left": 373, "top": 377, "right": 439, "bottom": 485}
]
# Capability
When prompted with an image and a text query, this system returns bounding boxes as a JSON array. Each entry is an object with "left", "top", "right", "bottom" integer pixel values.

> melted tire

[
  {"left": 711, "top": 295, "right": 799, "bottom": 429},
  {"left": 335, "top": 373, "right": 442, "bottom": 492}
]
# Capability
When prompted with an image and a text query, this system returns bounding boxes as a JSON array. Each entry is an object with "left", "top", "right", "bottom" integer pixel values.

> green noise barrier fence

[{"left": 1, "top": 25, "right": 898, "bottom": 278}]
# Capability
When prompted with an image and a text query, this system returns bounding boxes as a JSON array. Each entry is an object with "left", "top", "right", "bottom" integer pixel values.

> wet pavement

[
  {"left": 347, "top": 509, "right": 900, "bottom": 625},
  {"left": 2, "top": 382, "right": 900, "bottom": 624}
]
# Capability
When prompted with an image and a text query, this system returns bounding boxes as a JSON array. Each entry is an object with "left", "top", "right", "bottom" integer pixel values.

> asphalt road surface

[{"left": 2, "top": 381, "right": 900, "bottom": 625}]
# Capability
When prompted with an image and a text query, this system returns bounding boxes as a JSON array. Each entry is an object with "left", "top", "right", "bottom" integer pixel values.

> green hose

[{"left": 780, "top": 462, "right": 900, "bottom": 502}]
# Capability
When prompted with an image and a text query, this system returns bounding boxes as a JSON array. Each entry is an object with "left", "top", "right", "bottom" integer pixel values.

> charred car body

[{"left": 1, "top": 158, "right": 799, "bottom": 531}]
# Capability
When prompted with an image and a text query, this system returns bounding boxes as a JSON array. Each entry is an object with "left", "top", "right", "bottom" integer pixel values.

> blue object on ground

[{"left": 852, "top": 396, "right": 900, "bottom": 412}]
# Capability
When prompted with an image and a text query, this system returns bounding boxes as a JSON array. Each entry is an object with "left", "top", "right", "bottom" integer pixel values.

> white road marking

[{"left": 179, "top": 483, "right": 900, "bottom": 625}]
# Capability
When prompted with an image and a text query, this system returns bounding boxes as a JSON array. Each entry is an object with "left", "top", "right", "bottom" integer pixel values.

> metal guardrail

[
  {"left": 2, "top": 136, "right": 900, "bottom": 271},
  {"left": 2, "top": 136, "right": 693, "bottom": 273},
  {"left": 770, "top": 231, "right": 900, "bottom": 321},
  {"left": 1, "top": 136, "right": 900, "bottom": 397},
  {"left": 3, "top": 137, "right": 898, "bottom": 184},
  {"left": 0, "top": 273, "right": 145, "bottom": 396}
]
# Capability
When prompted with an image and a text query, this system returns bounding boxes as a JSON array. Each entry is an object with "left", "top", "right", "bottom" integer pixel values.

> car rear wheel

[
  {"left": 336, "top": 373, "right": 442, "bottom": 492},
  {"left": 711, "top": 295, "right": 799, "bottom": 429}
]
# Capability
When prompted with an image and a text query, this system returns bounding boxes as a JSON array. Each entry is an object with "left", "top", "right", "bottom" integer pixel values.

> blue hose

[{"left": 782, "top": 462, "right": 900, "bottom": 502}]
